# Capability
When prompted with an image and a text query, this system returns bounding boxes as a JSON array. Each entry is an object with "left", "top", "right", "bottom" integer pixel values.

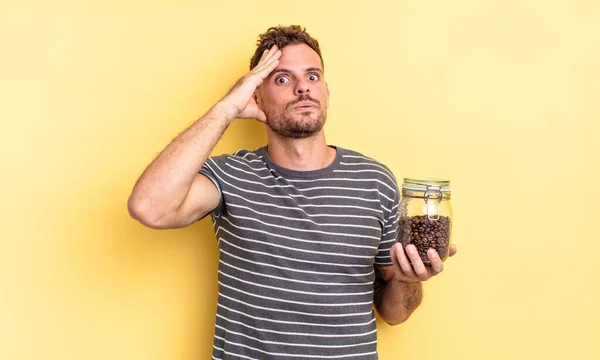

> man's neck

[{"left": 266, "top": 131, "right": 336, "bottom": 171}]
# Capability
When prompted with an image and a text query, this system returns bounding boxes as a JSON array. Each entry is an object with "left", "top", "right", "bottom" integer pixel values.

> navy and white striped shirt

[{"left": 200, "top": 146, "right": 399, "bottom": 360}]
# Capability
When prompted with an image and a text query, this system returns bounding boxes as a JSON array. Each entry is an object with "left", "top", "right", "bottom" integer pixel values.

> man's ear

[
  {"left": 253, "top": 90, "right": 268, "bottom": 123},
  {"left": 254, "top": 90, "right": 262, "bottom": 107}
]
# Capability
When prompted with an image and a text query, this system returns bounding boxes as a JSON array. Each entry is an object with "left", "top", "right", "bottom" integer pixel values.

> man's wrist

[{"left": 213, "top": 100, "right": 239, "bottom": 122}]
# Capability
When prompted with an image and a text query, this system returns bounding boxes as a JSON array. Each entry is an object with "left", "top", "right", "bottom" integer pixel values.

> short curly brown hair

[{"left": 249, "top": 25, "right": 323, "bottom": 70}]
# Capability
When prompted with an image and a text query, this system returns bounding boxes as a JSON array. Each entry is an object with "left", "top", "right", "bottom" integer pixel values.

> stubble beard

[{"left": 265, "top": 97, "right": 327, "bottom": 139}]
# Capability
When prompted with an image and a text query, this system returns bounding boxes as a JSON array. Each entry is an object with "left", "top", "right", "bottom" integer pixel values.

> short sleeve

[
  {"left": 198, "top": 155, "right": 227, "bottom": 217},
  {"left": 375, "top": 179, "right": 400, "bottom": 267}
]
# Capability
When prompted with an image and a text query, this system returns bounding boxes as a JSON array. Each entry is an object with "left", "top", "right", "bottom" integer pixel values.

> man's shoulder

[
  {"left": 335, "top": 146, "right": 398, "bottom": 185},
  {"left": 202, "top": 147, "right": 268, "bottom": 177},
  {"left": 336, "top": 147, "right": 394, "bottom": 170},
  {"left": 208, "top": 146, "right": 266, "bottom": 162}
]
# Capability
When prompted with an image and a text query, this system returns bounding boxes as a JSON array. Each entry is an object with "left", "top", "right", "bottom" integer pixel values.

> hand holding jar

[{"left": 398, "top": 178, "right": 455, "bottom": 266}]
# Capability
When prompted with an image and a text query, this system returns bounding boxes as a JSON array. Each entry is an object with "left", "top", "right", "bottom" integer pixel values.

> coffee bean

[{"left": 399, "top": 215, "right": 451, "bottom": 265}]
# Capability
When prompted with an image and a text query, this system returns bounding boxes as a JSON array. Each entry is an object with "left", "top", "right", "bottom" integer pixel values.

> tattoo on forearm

[{"left": 403, "top": 284, "right": 422, "bottom": 311}]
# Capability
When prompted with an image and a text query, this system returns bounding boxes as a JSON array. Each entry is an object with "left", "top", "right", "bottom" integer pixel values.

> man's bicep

[
  {"left": 184, "top": 173, "right": 221, "bottom": 220},
  {"left": 158, "top": 173, "right": 221, "bottom": 228}
]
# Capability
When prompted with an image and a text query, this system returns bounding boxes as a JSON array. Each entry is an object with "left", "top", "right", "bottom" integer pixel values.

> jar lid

[{"left": 402, "top": 178, "right": 452, "bottom": 192}]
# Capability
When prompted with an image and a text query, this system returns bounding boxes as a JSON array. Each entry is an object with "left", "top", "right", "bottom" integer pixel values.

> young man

[{"left": 128, "top": 25, "right": 456, "bottom": 359}]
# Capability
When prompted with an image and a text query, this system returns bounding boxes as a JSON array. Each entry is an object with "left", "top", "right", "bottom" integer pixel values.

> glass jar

[{"left": 398, "top": 178, "right": 453, "bottom": 265}]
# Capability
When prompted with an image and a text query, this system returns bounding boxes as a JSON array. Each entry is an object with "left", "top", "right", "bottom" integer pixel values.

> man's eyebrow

[
  {"left": 271, "top": 68, "right": 292, "bottom": 75},
  {"left": 271, "top": 67, "right": 324, "bottom": 76},
  {"left": 305, "top": 67, "right": 323, "bottom": 74}
]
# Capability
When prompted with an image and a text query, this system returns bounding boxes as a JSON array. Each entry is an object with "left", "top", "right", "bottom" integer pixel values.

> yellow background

[{"left": 2, "top": 0, "right": 599, "bottom": 359}]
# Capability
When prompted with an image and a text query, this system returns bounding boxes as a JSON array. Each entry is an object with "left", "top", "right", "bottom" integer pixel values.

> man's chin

[
  {"left": 265, "top": 112, "right": 327, "bottom": 139},
  {"left": 267, "top": 124, "right": 324, "bottom": 139}
]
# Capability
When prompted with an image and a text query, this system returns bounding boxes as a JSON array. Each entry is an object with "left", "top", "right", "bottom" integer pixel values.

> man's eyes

[{"left": 275, "top": 74, "right": 320, "bottom": 84}]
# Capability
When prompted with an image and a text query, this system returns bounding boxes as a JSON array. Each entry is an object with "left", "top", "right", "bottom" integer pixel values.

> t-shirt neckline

[{"left": 257, "top": 145, "right": 342, "bottom": 179}]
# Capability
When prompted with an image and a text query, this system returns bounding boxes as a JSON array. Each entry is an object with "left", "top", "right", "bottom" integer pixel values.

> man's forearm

[
  {"left": 374, "top": 279, "right": 423, "bottom": 326},
  {"left": 128, "top": 102, "right": 236, "bottom": 222}
]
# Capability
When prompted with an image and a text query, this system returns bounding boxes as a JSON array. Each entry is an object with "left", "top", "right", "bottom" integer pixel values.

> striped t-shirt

[{"left": 199, "top": 145, "right": 400, "bottom": 360}]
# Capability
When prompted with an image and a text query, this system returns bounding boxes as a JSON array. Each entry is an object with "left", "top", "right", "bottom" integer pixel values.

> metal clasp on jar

[{"left": 424, "top": 185, "right": 442, "bottom": 220}]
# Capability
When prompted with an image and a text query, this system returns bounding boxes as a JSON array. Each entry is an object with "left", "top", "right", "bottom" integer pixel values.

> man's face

[{"left": 255, "top": 43, "right": 329, "bottom": 139}]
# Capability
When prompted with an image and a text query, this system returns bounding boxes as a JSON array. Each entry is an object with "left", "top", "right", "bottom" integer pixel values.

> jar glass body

[{"left": 398, "top": 179, "right": 453, "bottom": 265}]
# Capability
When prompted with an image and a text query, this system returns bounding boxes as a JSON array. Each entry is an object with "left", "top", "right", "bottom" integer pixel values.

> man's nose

[{"left": 295, "top": 82, "right": 310, "bottom": 95}]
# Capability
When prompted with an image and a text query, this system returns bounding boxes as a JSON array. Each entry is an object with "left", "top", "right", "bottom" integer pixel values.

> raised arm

[{"left": 127, "top": 46, "right": 281, "bottom": 229}]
